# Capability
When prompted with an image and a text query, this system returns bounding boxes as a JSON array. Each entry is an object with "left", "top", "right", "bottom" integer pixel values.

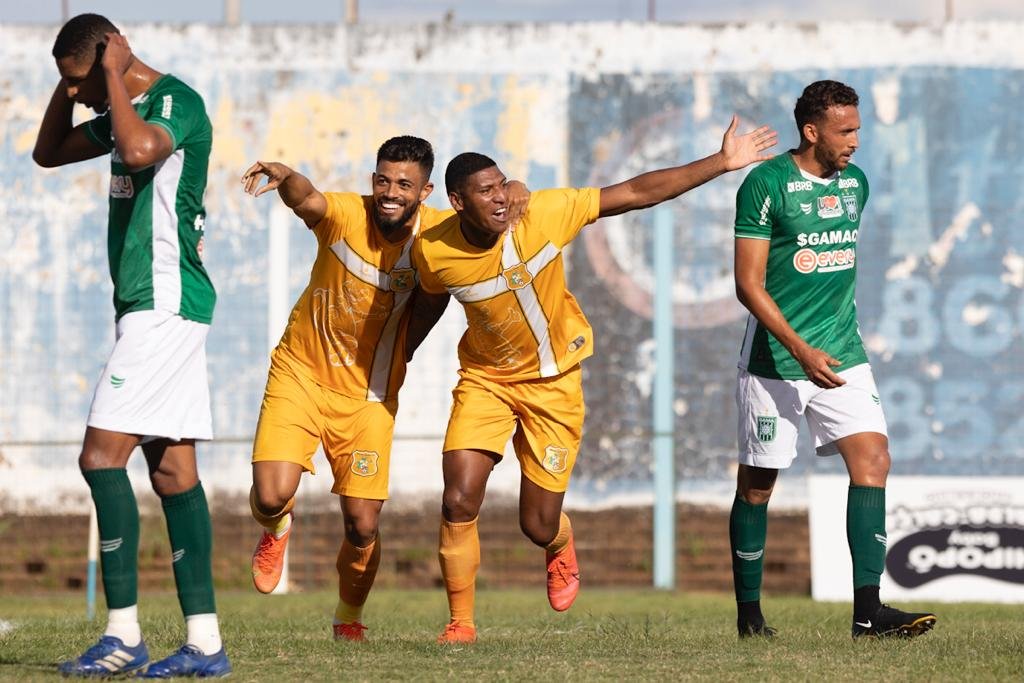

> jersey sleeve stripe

[{"left": 148, "top": 118, "right": 179, "bottom": 149}]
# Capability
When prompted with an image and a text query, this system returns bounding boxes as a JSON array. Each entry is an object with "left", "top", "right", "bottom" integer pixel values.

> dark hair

[
  {"left": 445, "top": 152, "right": 497, "bottom": 194},
  {"left": 52, "top": 13, "right": 119, "bottom": 61},
  {"left": 794, "top": 80, "right": 859, "bottom": 134},
  {"left": 376, "top": 136, "right": 434, "bottom": 177}
]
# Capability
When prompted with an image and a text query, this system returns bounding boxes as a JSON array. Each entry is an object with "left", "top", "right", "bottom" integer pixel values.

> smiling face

[
  {"left": 370, "top": 160, "right": 433, "bottom": 237},
  {"left": 57, "top": 50, "right": 108, "bottom": 113},
  {"left": 805, "top": 104, "right": 861, "bottom": 174},
  {"left": 448, "top": 165, "right": 510, "bottom": 238}
]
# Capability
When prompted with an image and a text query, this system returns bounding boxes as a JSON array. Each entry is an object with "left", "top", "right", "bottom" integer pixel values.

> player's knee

[
  {"left": 252, "top": 482, "right": 292, "bottom": 516},
  {"left": 344, "top": 514, "right": 379, "bottom": 547},
  {"left": 149, "top": 468, "right": 198, "bottom": 498},
  {"left": 862, "top": 447, "right": 891, "bottom": 485},
  {"left": 737, "top": 486, "right": 774, "bottom": 505},
  {"left": 78, "top": 446, "right": 118, "bottom": 472},
  {"left": 519, "top": 511, "right": 558, "bottom": 547},
  {"left": 441, "top": 488, "right": 480, "bottom": 523}
]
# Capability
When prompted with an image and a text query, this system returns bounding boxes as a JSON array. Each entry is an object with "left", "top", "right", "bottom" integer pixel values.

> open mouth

[
  {"left": 492, "top": 206, "right": 508, "bottom": 224},
  {"left": 377, "top": 200, "right": 404, "bottom": 217}
]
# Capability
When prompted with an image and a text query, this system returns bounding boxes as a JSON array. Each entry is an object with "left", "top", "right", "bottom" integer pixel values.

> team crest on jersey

[
  {"left": 390, "top": 268, "right": 415, "bottom": 293},
  {"left": 542, "top": 445, "right": 569, "bottom": 473},
  {"left": 817, "top": 195, "right": 842, "bottom": 219},
  {"left": 842, "top": 194, "right": 859, "bottom": 222},
  {"left": 502, "top": 263, "right": 533, "bottom": 290},
  {"left": 351, "top": 450, "right": 379, "bottom": 477},
  {"left": 756, "top": 416, "right": 777, "bottom": 443},
  {"left": 110, "top": 175, "right": 134, "bottom": 199}
]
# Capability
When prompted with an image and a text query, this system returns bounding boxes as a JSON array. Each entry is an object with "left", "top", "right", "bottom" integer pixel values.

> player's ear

[
  {"left": 419, "top": 181, "right": 434, "bottom": 202},
  {"left": 448, "top": 190, "right": 464, "bottom": 211},
  {"left": 802, "top": 121, "right": 819, "bottom": 144}
]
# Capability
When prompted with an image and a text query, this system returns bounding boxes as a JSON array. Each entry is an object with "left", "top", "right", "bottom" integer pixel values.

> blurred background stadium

[{"left": 2, "top": 1, "right": 1023, "bottom": 600}]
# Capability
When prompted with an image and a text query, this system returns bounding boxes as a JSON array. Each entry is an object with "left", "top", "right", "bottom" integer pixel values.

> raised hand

[
  {"left": 720, "top": 115, "right": 778, "bottom": 171},
  {"left": 242, "top": 161, "right": 294, "bottom": 197},
  {"left": 101, "top": 33, "right": 134, "bottom": 75}
]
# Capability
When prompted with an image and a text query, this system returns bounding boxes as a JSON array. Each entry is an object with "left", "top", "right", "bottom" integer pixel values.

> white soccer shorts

[
  {"left": 735, "top": 363, "right": 887, "bottom": 469},
  {"left": 87, "top": 310, "right": 213, "bottom": 441}
]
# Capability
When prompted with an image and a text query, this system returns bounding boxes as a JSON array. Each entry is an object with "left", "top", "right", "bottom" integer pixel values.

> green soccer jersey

[
  {"left": 733, "top": 152, "right": 869, "bottom": 380},
  {"left": 84, "top": 74, "right": 215, "bottom": 324}
]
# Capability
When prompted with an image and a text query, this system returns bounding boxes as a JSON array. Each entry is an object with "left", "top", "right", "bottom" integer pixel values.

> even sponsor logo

[{"left": 792, "top": 247, "right": 857, "bottom": 274}]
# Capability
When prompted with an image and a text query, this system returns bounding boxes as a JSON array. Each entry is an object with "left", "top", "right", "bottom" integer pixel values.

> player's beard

[
  {"left": 815, "top": 142, "right": 852, "bottom": 175},
  {"left": 374, "top": 200, "right": 420, "bottom": 237}
]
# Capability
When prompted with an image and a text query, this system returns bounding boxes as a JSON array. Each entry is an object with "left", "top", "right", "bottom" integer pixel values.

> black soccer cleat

[
  {"left": 738, "top": 619, "right": 778, "bottom": 639},
  {"left": 851, "top": 604, "right": 937, "bottom": 639}
]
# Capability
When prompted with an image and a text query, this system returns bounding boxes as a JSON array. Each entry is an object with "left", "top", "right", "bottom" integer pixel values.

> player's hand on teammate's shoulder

[
  {"left": 719, "top": 114, "right": 778, "bottom": 172},
  {"left": 242, "top": 160, "right": 293, "bottom": 197},
  {"left": 503, "top": 179, "right": 531, "bottom": 229},
  {"left": 100, "top": 33, "right": 134, "bottom": 75},
  {"left": 794, "top": 344, "right": 846, "bottom": 389}
]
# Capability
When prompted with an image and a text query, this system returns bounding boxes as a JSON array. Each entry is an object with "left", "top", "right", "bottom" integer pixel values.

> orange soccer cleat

[
  {"left": 251, "top": 515, "right": 292, "bottom": 594},
  {"left": 546, "top": 534, "right": 580, "bottom": 612},
  {"left": 436, "top": 621, "right": 477, "bottom": 645},
  {"left": 332, "top": 621, "right": 368, "bottom": 642}
]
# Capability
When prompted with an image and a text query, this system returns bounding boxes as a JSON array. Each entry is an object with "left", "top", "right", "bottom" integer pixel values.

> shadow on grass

[{"left": 0, "top": 658, "right": 60, "bottom": 672}]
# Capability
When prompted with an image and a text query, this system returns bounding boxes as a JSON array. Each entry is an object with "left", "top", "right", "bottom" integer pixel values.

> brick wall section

[{"left": 0, "top": 505, "right": 809, "bottom": 595}]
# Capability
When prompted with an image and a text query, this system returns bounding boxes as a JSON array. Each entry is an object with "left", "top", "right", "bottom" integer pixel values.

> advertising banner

[{"left": 809, "top": 475, "right": 1024, "bottom": 603}]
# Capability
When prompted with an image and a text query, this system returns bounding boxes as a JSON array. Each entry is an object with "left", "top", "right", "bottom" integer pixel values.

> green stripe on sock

[
  {"left": 730, "top": 494, "right": 768, "bottom": 603},
  {"left": 162, "top": 482, "right": 217, "bottom": 616},
  {"left": 83, "top": 468, "right": 139, "bottom": 610},
  {"left": 847, "top": 485, "right": 887, "bottom": 589}
]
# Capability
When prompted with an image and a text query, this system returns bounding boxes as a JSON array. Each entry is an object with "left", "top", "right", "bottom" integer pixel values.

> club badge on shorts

[
  {"left": 756, "top": 416, "right": 777, "bottom": 443},
  {"left": 542, "top": 445, "right": 569, "bottom": 473},
  {"left": 351, "top": 450, "right": 379, "bottom": 477}
]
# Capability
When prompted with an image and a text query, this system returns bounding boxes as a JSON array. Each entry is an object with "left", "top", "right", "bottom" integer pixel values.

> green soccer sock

[
  {"left": 846, "top": 485, "right": 887, "bottom": 589},
  {"left": 729, "top": 494, "right": 768, "bottom": 603},
  {"left": 161, "top": 482, "right": 217, "bottom": 616},
  {"left": 83, "top": 468, "right": 140, "bottom": 610}
]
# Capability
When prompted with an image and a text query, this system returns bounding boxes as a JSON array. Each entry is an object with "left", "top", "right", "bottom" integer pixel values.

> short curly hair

[
  {"left": 52, "top": 13, "right": 119, "bottom": 62},
  {"left": 794, "top": 80, "right": 859, "bottom": 134},
  {"left": 377, "top": 136, "right": 434, "bottom": 177}
]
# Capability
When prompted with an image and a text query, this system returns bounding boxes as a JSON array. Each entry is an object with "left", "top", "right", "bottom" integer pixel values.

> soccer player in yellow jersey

[
  {"left": 411, "top": 117, "right": 778, "bottom": 644},
  {"left": 239, "top": 137, "right": 519, "bottom": 642}
]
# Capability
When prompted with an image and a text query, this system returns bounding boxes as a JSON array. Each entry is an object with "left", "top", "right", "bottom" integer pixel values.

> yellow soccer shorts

[
  {"left": 443, "top": 364, "right": 584, "bottom": 493},
  {"left": 252, "top": 354, "right": 398, "bottom": 500}
]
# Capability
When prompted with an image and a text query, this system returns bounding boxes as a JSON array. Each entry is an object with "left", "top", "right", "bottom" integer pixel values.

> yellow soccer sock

[
  {"left": 545, "top": 513, "right": 573, "bottom": 555},
  {"left": 439, "top": 517, "right": 480, "bottom": 628},
  {"left": 249, "top": 486, "right": 294, "bottom": 535},
  {"left": 334, "top": 536, "right": 381, "bottom": 624}
]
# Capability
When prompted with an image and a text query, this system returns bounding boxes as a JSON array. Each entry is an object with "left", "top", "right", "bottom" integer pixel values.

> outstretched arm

[
  {"left": 405, "top": 290, "right": 450, "bottom": 362},
  {"left": 241, "top": 160, "right": 328, "bottom": 228},
  {"left": 735, "top": 237, "right": 845, "bottom": 389},
  {"left": 32, "top": 81, "right": 107, "bottom": 168},
  {"left": 599, "top": 116, "right": 777, "bottom": 218}
]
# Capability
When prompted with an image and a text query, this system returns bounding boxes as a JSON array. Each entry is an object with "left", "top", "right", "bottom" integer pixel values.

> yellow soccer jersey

[
  {"left": 276, "top": 192, "right": 453, "bottom": 401},
  {"left": 413, "top": 187, "right": 601, "bottom": 382}
]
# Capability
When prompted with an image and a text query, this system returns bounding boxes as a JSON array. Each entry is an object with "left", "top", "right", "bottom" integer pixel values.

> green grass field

[{"left": 1, "top": 589, "right": 1021, "bottom": 681}]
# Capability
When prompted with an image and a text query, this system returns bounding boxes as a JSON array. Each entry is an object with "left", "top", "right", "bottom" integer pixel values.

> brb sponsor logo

[
  {"left": 885, "top": 503, "right": 1024, "bottom": 589},
  {"left": 792, "top": 247, "right": 856, "bottom": 274}
]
